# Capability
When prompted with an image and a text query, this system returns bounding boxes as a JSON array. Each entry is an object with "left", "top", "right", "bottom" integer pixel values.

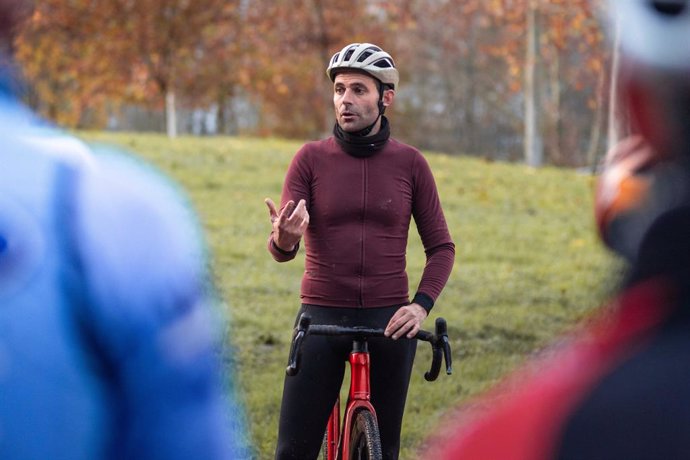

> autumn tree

[
  {"left": 109, "top": 0, "right": 241, "bottom": 138},
  {"left": 391, "top": 0, "right": 527, "bottom": 159},
  {"left": 538, "top": 0, "right": 608, "bottom": 167},
  {"left": 16, "top": 0, "right": 242, "bottom": 136},
  {"left": 388, "top": 0, "right": 607, "bottom": 167},
  {"left": 186, "top": 1, "right": 247, "bottom": 135},
  {"left": 15, "top": 0, "right": 129, "bottom": 126}
]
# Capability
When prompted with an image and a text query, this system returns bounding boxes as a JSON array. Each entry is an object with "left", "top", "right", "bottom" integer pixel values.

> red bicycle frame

[{"left": 325, "top": 342, "right": 375, "bottom": 459}]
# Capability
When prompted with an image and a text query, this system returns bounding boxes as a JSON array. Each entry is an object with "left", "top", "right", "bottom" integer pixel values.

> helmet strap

[{"left": 349, "top": 81, "right": 387, "bottom": 137}]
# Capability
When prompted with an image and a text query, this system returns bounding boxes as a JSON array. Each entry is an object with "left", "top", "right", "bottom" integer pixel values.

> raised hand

[
  {"left": 594, "top": 135, "right": 657, "bottom": 240},
  {"left": 265, "top": 197, "right": 310, "bottom": 252}
]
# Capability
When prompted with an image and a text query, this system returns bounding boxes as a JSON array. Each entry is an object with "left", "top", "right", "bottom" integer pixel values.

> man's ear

[{"left": 382, "top": 89, "right": 395, "bottom": 107}]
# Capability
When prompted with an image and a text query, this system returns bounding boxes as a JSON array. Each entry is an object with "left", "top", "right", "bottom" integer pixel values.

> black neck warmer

[{"left": 333, "top": 116, "right": 390, "bottom": 158}]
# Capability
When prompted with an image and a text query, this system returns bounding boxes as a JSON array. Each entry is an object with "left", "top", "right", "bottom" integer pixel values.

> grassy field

[{"left": 80, "top": 131, "right": 620, "bottom": 459}]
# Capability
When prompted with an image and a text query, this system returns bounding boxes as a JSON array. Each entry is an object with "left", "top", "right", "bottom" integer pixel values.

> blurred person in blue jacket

[{"left": 0, "top": 2, "right": 248, "bottom": 458}]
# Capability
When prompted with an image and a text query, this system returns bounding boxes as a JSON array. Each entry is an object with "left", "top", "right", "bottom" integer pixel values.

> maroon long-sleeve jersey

[{"left": 268, "top": 136, "right": 455, "bottom": 309}]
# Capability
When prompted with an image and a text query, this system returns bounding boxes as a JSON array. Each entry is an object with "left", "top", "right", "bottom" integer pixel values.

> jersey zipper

[{"left": 358, "top": 159, "right": 368, "bottom": 306}]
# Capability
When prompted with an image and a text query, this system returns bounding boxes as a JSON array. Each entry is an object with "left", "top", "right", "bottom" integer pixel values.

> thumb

[{"left": 265, "top": 198, "right": 278, "bottom": 222}]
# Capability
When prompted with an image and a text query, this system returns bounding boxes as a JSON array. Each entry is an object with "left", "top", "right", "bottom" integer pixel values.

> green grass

[{"left": 79, "top": 131, "right": 620, "bottom": 459}]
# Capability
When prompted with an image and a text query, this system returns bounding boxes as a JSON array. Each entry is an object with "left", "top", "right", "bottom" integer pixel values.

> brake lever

[
  {"left": 435, "top": 317, "right": 452, "bottom": 375},
  {"left": 285, "top": 313, "right": 311, "bottom": 376},
  {"left": 441, "top": 334, "right": 452, "bottom": 375}
]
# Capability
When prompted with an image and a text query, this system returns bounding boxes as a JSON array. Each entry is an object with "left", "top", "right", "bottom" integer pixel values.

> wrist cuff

[
  {"left": 412, "top": 292, "right": 434, "bottom": 313},
  {"left": 271, "top": 238, "right": 299, "bottom": 256}
]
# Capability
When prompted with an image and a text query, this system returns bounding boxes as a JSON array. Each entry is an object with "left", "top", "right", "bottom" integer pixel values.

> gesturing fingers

[
  {"left": 290, "top": 199, "right": 310, "bottom": 229},
  {"left": 265, "top": 197, "right": 279, "bottom": 223},
  {"left": 280, "top": 200, "right": 297, "bottom": 224},
  {"left": 290, "top": 199, "right": 307, "bottom": 219}
]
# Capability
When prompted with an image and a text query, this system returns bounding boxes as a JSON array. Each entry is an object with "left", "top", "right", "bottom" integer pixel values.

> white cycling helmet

[
  {"left": 326, "top": 43, "right": 399, "bottom": 89},
  {"left": 609, "top": 0, "right": 690, "bottom": 71}
]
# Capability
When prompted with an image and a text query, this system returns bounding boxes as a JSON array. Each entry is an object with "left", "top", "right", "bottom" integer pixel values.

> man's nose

[{"left": 341, "top": 88, "right": 355, "bottom": 104}]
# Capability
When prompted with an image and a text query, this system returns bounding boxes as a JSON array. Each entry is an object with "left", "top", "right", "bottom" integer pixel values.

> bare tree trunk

[
  {"left": 524, "top": 0, "right": 542, "bottom": 167},
  {"left": 311, "top": 0, "right": 333, "bottom": 135},
  {"left": 464, "top": 16, "right": 479, "bottom": 156},
  {"left": 587, "top": 68, "right": 606, "bottom": 172},
  {"left": 547, "top": 48, "right": 562, "bottom": 164},
  {"left": 216, "top": 85, "right": 237, "bottom": 135},
  {"left": 607, "top": 15, "right": 628, "bottom": 151},
  {"left": 166, "top": 89, "right": 177, "bottom": 138},
  {"left": 216, "top": 92, "right": 228, "bottom": 135}
]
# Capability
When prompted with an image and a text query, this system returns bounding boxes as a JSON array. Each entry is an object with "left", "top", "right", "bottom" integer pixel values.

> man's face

[{"left": 333, "top": 72, "right": 386, "bottom": 133}]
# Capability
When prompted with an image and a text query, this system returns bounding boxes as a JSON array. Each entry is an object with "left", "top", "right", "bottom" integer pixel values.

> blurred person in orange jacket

[{"left": 425, "top": 1, "right": 690, "bottom": 458}]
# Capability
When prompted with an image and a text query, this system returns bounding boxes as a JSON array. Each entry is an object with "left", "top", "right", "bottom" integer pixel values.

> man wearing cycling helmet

[
  {"left": 265, "top": 43, "right": 455, "bottom": 459},
  {"left": 424, "top": 1, "right": 690, "bottom": 458}
]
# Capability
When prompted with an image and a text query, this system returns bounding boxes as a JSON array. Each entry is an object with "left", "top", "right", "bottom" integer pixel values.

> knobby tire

[
  {"left": 348, "top": 409, "right": 382, "bottom": 460},
  {"left": 321, "top": 432, "right": 329, "bottom": 460}
]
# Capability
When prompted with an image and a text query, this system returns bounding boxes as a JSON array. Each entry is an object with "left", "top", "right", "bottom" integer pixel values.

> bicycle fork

[{"left": 326, "top": 339, "right": 377, "bottom": 459}]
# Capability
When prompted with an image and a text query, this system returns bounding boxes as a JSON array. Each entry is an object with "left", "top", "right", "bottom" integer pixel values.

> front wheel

[
  {"left": 348, "top": 409, "right": 382, "bottom": 460},
  {"left": 321, "top": 432, "right": 329, "bottom": 460}
]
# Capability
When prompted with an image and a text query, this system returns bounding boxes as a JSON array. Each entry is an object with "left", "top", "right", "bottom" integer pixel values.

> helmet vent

[
  {"left": 373, "top": 59, "right": 394, "bottom": 68},
  {"left": 650, "top": 0, "right": 687, "bottom": 16},
  {"left": 357, "top": 50, "right": 374, "bottom": 62}
]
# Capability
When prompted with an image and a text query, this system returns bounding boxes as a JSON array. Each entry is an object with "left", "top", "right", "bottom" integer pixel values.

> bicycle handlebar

[
  {"left": 285, "top": 313, "right": 453, "bottom": 382},
  {"left": 285, "top": 314, "right": 311, "bottom": 376}
]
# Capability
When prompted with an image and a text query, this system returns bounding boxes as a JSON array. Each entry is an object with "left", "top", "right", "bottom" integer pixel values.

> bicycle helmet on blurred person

[
  {"left": 595, "top": 0, "right": 690, "bottom": 265},
  {"left": 611, "top": 0, "right": 690, "bottom": 154},
  {"left": 612, "top": 0, "right": 690, "bottom": 72},
  {"left": 326, "top": 43, "right": 399, "bottom": 90}
]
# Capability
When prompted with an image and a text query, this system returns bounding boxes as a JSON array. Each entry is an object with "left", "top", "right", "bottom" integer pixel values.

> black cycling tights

[{"left": 275, "top": 304, "right": 417, "bottom": 460}]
